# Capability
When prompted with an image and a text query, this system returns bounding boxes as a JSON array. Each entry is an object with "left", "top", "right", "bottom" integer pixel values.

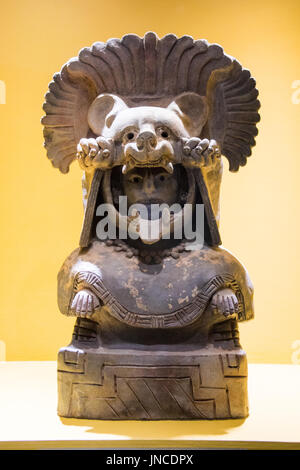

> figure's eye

[
  {"left": 122, "top": 130, "right": 137, "bottom": 144},
  {"left": 129, "top": 175, "right": 143, "bottom": 184},
  {"left": 156, "top": 173, "right": 170, "bottom": 184},
  {"left": 156, "top": 127, "right": 170, "bottom": 139}
]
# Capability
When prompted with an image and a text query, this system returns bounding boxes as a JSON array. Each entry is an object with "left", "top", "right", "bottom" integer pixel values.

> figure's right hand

[
  {"left": 69, "top": 289, "right": 100, "bottom": 318},
  {"left": 77, "top": 137, "right": 114, "bottom": 170}
]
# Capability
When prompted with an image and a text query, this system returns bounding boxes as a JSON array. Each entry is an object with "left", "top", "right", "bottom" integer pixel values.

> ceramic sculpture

[{"left": 42, "top": 32, "right": 260, "bottom": 419}]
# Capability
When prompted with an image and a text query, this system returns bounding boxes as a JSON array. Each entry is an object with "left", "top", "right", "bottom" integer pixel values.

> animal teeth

[
  {"left": 123, "top": 157, "right": 174, "bottom": 174},
  {"left": 159, "top": 156, "right": 174, "bottom": 174},
  {"left": 165, "top": 162, "right": 174, "bottom": 174},
  {"left": 122, "top": 159, "right": 135, "bottom": 174}
]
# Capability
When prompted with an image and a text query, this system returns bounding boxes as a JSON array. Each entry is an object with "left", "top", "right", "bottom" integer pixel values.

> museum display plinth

[
  {"left": 58, "top": 345, "right": 248, "bottom": 420},
  {"left": 0, "top": 361, "right": 299, "bottom": 450}
]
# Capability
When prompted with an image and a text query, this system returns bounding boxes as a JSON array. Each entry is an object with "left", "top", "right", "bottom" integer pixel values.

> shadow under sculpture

[{"left": 42, "top": 32, "right": 260, "bottom": 420}]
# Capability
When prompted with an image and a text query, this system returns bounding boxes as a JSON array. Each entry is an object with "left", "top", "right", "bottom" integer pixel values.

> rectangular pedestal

[
  {"left": 57, "top": 346, "right": 248, "bottom": 420},
  {"left": 1, "top": 362, "right": 300, "bottom": 449}
]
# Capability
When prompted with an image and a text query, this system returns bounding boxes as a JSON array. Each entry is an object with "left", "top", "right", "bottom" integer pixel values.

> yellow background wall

[{"left": 0, "top": 0, "right": 299, "bottom": 363}]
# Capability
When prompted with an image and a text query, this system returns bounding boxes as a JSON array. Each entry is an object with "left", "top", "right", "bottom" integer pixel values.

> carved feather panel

[{"left": 42, "top": 32, "right": 260, "bottom": 173}]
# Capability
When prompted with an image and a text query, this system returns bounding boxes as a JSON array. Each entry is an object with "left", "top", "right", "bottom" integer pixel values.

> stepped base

[{"left": 57, "top": 345, "right": 248, "bottom": 420}]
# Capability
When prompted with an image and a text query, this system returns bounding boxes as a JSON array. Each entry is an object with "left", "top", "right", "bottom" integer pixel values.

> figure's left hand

[
  {"left": 181, "top": 138, "right": 221, "bottom": 168},
  {"left": 211, "top": 287, "right": 239, "bottom": 319}
]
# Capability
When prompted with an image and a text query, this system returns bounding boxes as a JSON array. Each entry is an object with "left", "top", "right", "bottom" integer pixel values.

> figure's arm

[{"left": 67, "top": 271, "right": 103, "bottom": 318}]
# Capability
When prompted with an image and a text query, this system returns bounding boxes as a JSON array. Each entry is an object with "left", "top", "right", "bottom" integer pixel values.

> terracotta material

[{"left": 42, "top": 32, "right": 260, "bottom": 419}]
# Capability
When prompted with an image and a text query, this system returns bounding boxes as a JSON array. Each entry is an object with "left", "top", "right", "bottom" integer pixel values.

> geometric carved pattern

[
  {"left": 72, "top": 271, "right": 246, "bottom": 329},
  {"left": 58, "top": 347, "right": 248, "bottom": 420},
  {"left": 71, "top": 376, "right": 220, "bottom": 420}
]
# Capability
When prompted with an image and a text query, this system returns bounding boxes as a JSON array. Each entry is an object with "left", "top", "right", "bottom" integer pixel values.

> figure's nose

[
  {"left": 142, "top": 172, "right": 156, "bottom": 195},
  {"left": 136, "top": 131, "right": 157, "bottom": 151}
]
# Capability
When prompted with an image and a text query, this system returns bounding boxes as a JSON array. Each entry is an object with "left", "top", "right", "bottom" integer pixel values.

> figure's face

[{"left": 122, "top": 166, "right": 179, "bottom": 208}]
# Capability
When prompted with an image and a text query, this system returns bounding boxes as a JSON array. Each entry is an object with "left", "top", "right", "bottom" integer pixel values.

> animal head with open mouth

[{"left": 87, "top": 92, "right": 209, "bottom": 174}]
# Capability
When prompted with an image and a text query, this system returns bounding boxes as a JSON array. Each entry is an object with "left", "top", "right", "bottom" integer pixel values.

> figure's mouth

[
  {"left": 122, "top": 144, "right": 175, "bottom": 174},
  {"left": 135, "top": 198, "right": 164, "bottom": 209},
  {"left": 136, "top": 199, "right": 165, "bottom": 205},
  {"left": 122, "top": 155, "right": 174, "bottom": 174}
]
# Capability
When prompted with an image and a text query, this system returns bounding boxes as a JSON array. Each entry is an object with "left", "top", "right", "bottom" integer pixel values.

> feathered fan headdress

[{"left": 42, "top": 32, "right": 260, "bottom": 174}]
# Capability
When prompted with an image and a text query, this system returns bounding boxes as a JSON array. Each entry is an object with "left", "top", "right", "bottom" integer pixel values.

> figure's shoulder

[{"left": 183, "top": 243, "right": 243, "bottom": 265}]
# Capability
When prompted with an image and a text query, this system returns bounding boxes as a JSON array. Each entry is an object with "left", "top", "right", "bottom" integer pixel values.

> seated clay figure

[
  {"left": 42, "top": 33, "right": 259, "bottom": 420},
  {"left": 71, "top": 165, "right": 239, "bottom": 322}
]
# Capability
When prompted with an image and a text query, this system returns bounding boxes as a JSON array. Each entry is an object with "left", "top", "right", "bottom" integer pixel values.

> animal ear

[
  {"left": 88, "top": 93, "right": 128, "bottom": 135},
  {"left": 168, "top": 92, "right": 208, "bottom": 137}
]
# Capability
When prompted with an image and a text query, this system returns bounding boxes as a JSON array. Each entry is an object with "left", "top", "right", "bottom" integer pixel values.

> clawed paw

[
  {"left": 182, "top": 138, "right": 221, "bottom": 168},
  {"left": 77, "top": 137, "right": 114, "bottom": 170},
  {"left": 69, "top": 289, "right": 100, "bottom": 318},
  {"left": 211, "top": 288, "right": 239, "bottom": 319}
]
